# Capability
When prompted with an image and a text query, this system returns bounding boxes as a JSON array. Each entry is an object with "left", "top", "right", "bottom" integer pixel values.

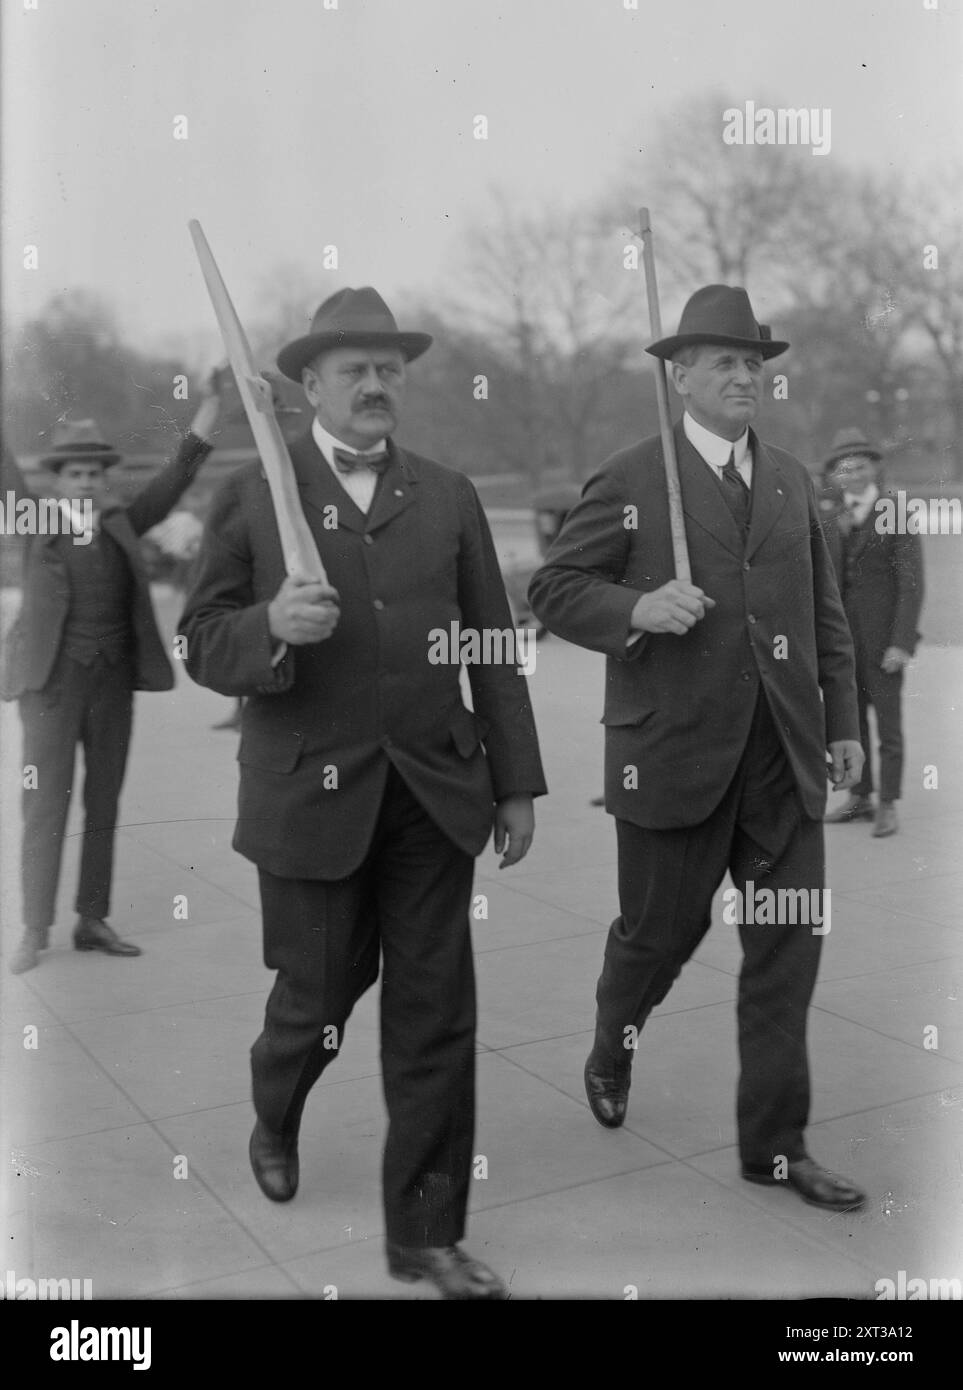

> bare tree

[
  {"left": 609, "top": 92, "right": 831, "bottom": 314},
  {"left": 451, "top": 194, "right": 640, "bottom": 482}
]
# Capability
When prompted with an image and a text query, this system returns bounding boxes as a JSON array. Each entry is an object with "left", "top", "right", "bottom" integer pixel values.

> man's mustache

[{"left": 356, "top": 396, "right": 392, "bottom": 411}]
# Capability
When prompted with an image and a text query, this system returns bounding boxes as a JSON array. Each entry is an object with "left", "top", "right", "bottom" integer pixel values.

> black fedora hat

[
  {"left": 277, "top": 287, "right": 433, "bottom": 383},
  {"left": 822, "top": 427, "right": 883, "bottom": 474},
  {"left": 39, "top": 419, "right": 121, "bottom": 472},
  {"left": 646, "top": 284, "right": 788, "bottom": 361}
]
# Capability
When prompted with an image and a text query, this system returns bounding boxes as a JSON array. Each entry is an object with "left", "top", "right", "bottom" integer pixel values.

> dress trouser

[
  {"left": 852, "top": 649, "right": 904, "bottom": 802},
  {"left": 596, "top": 691, "right": 824, "bottom": 1168},
  {"left": 19, "top": 652, "right": 134, "bottom": 930},
  {"left": 251, "top": 766, "right": 477, "bottom": 1248}
]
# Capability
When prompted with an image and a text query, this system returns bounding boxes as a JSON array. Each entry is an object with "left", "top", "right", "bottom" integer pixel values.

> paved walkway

[{"left": 1, "top": 591, "right": 961, "bottom": 1299}]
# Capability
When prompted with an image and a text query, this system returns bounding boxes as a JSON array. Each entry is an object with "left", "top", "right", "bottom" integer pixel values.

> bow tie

[{"left": 333, "top": 447, "right": 389, "bottom": 475}]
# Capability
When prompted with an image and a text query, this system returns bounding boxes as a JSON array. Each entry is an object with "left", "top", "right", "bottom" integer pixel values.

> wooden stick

[
  {"left": 188, "top": 220, "right": 328, "bottom": 583},
  {"left": 638, "top": 208, "right": 691, "bottom": 583}
]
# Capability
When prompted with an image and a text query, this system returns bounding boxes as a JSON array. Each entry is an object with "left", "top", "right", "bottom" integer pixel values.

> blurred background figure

[
  {"left": 1, "top": 379, "right": 221, "bottom": 975},
  {"left": 820, "top": 428, "right": 925, "bottom": 839}
]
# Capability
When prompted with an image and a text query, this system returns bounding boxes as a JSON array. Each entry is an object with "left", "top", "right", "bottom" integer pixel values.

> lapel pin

[{"left": 394, "top": 489, "right": 403, "bottom": 497}]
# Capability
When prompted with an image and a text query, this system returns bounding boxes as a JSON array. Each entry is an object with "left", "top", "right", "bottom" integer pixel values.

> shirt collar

[
  {"left": 57, "top": 498, "right": 98, "bottom": 538},
  {"left": 683, "top": 412, "right": 750, "bottom": 470},
  {"left": 311, "top": 416, "right": 386, "bottom": 467},
  {"left": 844, "top": 481, "right": 879, "bottom": 509}
]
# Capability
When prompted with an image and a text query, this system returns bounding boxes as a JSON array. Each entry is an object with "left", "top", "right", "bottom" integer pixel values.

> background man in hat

[
  {"left": 819, "top": 428, "right": 924, "bottom": 838},
  {"left": 2, "top": 384, "right": 222, "bottom": 975},
  {"left": 179, "top": 287, "right": 546, "bottom": 1299},
  {"left": 529, "top": 284, "right": 867, "bottom": 1211}
]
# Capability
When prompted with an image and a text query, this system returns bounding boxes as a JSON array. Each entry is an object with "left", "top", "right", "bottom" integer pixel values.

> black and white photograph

[{"left": 1, "top": 0, "right": 961, "bottom": 1338}]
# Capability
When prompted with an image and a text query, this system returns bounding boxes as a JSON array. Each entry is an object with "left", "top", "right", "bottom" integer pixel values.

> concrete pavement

[{"left": 1, "top": 589, "right": 961, "bottom": 1300}]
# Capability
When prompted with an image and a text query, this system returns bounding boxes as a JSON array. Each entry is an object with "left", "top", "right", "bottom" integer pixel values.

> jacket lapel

[
  {"left": 675, "top": 424, "right": 744, "bottom": 560},
  {"left": 288, "top": 432, "right": 418, "bottom": 538},
  {"left": 364, "top": 440, "right": 419, "bottom": 533},
  {"left": 289, "top": 431, "right": 367, "bottom": 536},
  {"left": 744, "top": 432, "right": 787, "bottom": 560},
  {"left": 100, "top": 507, "right": 146, "bottom": 566}
]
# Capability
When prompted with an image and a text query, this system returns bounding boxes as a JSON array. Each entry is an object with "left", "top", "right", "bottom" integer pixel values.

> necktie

[
  {"left": 720, "top": 451, "right": 750, "bottom": 531},
  {"left": 333, "top": 447, "right": 389, "bottom": 475},
  {"left": 843, "top": 498, "right": 862, "bottom": 553}
]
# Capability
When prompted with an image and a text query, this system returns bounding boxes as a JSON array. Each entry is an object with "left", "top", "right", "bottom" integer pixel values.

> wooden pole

[
  {"left": 639, "top": 208, "right": 691, "bottom": 583},
  {"left": 189, "top": 220, "right": 328, "bottom": 583}
]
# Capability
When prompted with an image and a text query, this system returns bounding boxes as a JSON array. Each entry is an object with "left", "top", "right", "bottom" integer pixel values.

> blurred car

[{"left": 503, "top": 482, "right": 582, "bottom": 634}]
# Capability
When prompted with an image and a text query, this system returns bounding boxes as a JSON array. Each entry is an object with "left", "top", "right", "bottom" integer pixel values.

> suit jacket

[
  {"left": 528, "top": 422, "right": 859, "bottom": 828},
  {"left": 0, "top": 434, "right": 212, "bottom": 701},
  {"left": 178, "top": 432, "right": 547, "bottom": 880},
  {"left": 820, "top": 491, "right": 924, "bottom": 663}
]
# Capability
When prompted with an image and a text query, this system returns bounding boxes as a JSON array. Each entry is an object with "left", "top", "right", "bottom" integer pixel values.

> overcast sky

[{"left": 3, "top": 0, "right": 961, "bottom": 356}]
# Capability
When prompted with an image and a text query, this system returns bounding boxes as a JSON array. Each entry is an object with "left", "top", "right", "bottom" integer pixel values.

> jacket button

[
  {"left": 373, "top": 599, "right": 385, "bottom": 611},
  {"left": 743, "top": 561, "right": 751, "bottom": 571},
  {"left": 747, "top": 613, "right": 757, "bottom": 624},
  {"left": 363, "top": 534, "right": 374, "bottom": 545},
  {"left": 741, "top": 671, "right": 751, "bottom": 681}
]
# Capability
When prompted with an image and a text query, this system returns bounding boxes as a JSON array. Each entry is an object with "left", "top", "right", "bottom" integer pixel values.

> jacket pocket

[
  {"left": 237, "top": 729, "right": 303, "bottom": 773},
  {"left": 600, "top": 706, "right": 657, "bottom": 728},
  {"left": 449, "top": 705, "right": 491, "bottom": 758}
]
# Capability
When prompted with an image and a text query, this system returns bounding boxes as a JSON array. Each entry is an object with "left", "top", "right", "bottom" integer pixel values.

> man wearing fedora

[
  {"left": 529, "top": 285, "right": 868, "bottom": 1211},
  {"left": 820, "top": 428, "right": 924, "bottom": 839},
  {"left": 2, "top": 386, "right": 221, "bottom": 976},
  {"left": 179, "top": 287, "right": 546, "bottom": 1299}
]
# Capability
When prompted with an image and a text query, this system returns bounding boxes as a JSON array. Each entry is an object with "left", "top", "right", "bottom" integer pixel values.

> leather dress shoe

[
  {"left": 248, "top": 1119, "right": 299, "bottom": 1202},
  {"left": 584, "top": 1049, "right": 632, "bottom": 1129},
  {"left": 73, "top": 917, "right": 142, "bottom": 956},
  {"left": 872, "top": 802, "right": 898, "bottom": 838},
  {"left": 742, "top": 1157, "right": 866, "bottom": 1211},
  {"left": 9, "top": 929, "right": 43, "bottom": 975},
  {"left": 824, "top": 795, "right": 874, "bottom": 824},
  {"left": 386, "top": 1242, "right": 507, "bottom": 1300}
]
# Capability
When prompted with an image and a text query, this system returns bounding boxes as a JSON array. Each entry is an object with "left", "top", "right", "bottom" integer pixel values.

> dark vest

[
  {"left": 59, "top": 529, "right": 133, "bottom": 664},
  {"left": 705, "top": 454, "right": 754, "bottom": 544}
]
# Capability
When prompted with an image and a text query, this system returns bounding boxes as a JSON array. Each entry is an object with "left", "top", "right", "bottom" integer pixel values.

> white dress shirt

[
  {"left": 312, "top": 417, "right": 386, "bottom": 516},
  {"left": 843, "top": 482, "right": 879, "bottom": 527},
  {"left": 683, "top": 412, "right": 753, "bottom": 487},
  {"left": 269, "top": 418, "right": 385, "bottom": 668}
]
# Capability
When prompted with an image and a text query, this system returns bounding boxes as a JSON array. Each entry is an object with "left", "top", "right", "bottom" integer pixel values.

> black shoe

[
  {"left": 824, "top": 795, "right": 874, "bottom": 824},
  {"left": 742, "top": 1156, "right": 866, "bottom": 1211},
  {"left": 584, "top": 1048, "right": 632, "bottom": 1128},
  {"left": 386, "top": 1242, "right": 507, "bottom": 1300},
  {"left": 249, "top": 1119, "right": 299, "bottom": 1202},
  {"left": 72, "top": 917, "right": 142, "bottom": 956},
  {"left": 9, "top": 929, "right": 43, "bottom": 975},
  {"left": 212, "top": 712, "right": 243, "bottom": 731}
]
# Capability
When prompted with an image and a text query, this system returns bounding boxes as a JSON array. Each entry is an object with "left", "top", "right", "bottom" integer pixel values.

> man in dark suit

[
  {"left": 819, "top": 428, "right": 924, "bottom": 839},
  {"left": 529, "top": 285, "right": 867, "bottom": 1211},
  {"left": 3, "top": 388, "right": 220, "bottom": 975},
  {"left": 179, "top": 288, "right": 546, "bottom": 1299}
]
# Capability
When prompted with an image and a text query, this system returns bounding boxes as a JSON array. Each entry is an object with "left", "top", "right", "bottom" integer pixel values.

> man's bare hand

[
  {"left": 881, "top": 646, "right": 911, "bottom": 675},
  {"left": 494, "top": 794, "right": 535, "bottom": 869},
  {"left": 630, "top": 581, "right": 716, "bottom": 636},
  {"left": 268, "top": 575, "right": 340, "bottom": 645},
  {"left": 189, "top": 365, "right": 227, "bottom": 442},
  {"left": 827, "top": 739, "right": 864, "bottom": 790}
]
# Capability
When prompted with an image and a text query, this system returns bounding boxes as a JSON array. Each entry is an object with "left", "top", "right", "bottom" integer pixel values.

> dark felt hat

[
  {"left": 277, "top": 287, "right": 433, "bottom": 383},
  {"left": 646, "top": 284, "right": 788, "bottom": 361},
  {"left": 39, "top": 419, "right": 121, "bottom": 472},
  {"left": 822, "top": 427, "right": 883, "bottom": 474}
]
